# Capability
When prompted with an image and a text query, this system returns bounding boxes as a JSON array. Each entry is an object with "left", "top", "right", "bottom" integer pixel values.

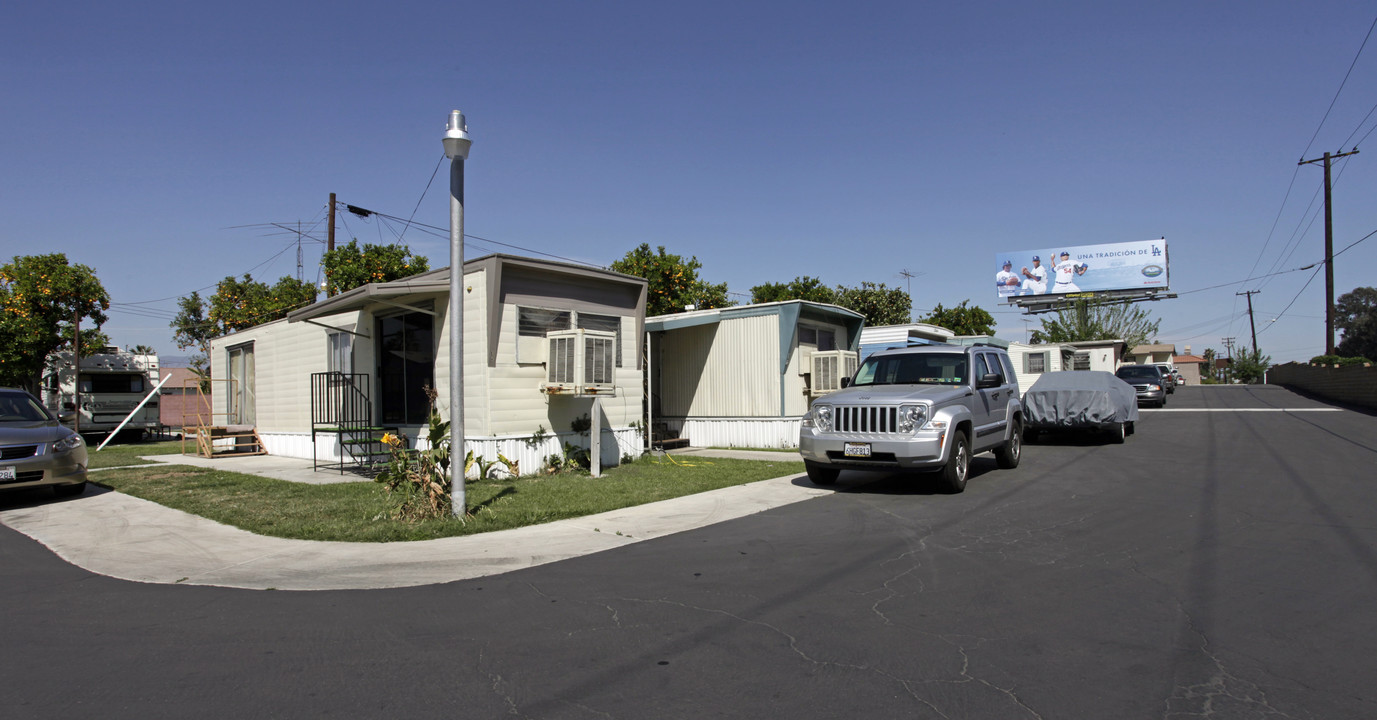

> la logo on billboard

[{"left": 1151, "top": 245, "right": 1162, "bottom": 256}]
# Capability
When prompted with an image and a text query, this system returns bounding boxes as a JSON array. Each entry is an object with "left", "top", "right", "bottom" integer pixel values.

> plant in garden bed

[{"left": 376, "top": 412, "right": 454, "bottom": 520}]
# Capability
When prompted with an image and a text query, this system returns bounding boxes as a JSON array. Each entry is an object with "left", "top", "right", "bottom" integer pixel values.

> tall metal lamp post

[{"left": 443, "top": 110, "right": 471, "bottom": 516}]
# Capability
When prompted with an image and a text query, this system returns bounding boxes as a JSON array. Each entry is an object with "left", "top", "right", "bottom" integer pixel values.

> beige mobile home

[
  {"left": 646, "top": 301, "right": 865, "bottom": 449},
  {"left": 208, "top": 254, "right": 647, "bottom": 474},
  {"left": 1006, "top": 342, "right": 1076, "bottom": 391}
]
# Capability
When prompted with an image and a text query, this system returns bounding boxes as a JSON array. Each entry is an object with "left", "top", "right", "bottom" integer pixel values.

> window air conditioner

[
  {"left": 542, "top": 329, "right": 617, "bottom": 396},
  {"left": 808, "top": 350, "right": 858, "bottom": 396}
]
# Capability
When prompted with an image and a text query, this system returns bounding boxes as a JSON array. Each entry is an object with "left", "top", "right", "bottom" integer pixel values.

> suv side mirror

[
  {"left": 976, "top": 373, "right": 1002, "bottom": 389},
  {"left": 841, "top": 377, "right": 851, "bottom": 388}
]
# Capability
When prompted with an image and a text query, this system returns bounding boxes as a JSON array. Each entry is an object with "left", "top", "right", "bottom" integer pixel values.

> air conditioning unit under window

[
  {"left": 542, "top": 329, "right": 617, "bottom": 396},
  {"left": 808, "top": 350, "right": 858, "bottom": 396}
]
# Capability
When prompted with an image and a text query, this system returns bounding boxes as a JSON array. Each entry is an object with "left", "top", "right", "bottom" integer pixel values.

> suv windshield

[
  {"left": 852, "top": 353, "right": 968, "bottom": 386},
  {"left": 0, "top": 390, "right": 54, "bottom": 423},
  {"left": 1116, "top": 366, "right": 1159, "bottom": 380}
]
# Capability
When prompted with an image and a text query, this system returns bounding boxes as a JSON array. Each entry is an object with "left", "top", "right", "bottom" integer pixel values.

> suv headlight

[
  {"left": 802, "top": 405, "right": 833, "bottom": 432},
  {"left": 52, "top": 434, "right": 84, "bottom": 453},
  {"left": 898, "top": 404, "right": 928, "bottom": 433}
]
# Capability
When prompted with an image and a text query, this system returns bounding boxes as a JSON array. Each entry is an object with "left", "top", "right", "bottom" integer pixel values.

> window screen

[
  {"left": 1073, "top": 352, "right": 1091, "bottom": 371},
  {"left": 518, "top": 307, "right": 571, "bottom": 337},
  {"left": 1026, "top": 353, "right": 1046, "bottom": 374}
]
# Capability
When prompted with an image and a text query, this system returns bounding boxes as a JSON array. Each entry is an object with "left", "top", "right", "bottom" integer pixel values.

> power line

[{"left": 1299, "top": 11, "right": 1377, "bottom": 158}]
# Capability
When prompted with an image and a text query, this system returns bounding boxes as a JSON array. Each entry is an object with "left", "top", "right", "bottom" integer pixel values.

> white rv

[{"left": 42, "top": 348, "right": 161, "bottom": 435}]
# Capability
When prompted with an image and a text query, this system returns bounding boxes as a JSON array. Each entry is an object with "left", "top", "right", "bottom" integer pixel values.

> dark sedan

[
  {"left": 1114, "top": 365, "right": 1168, "bottom": 408},
  {"left": 0, "top": 387, "right": 89, "bottom": 497}
]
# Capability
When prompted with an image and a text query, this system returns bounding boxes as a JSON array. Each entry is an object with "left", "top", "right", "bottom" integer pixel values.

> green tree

[
  {"left": 611, "top": 244, "right": 732, "bottom": 317},
  {"left": 171, "top": 275, "right": 318, "bottom": 368},
  {"left": 130, "top": 344, "right": 156, "bottom": 355},
  {"left": 1335, "top": 287, "right": 1377, "bottom": 361},
  {"left": 831, "top": 282, "right": 912, "bottom": 326},
  {"left": 919, "top": 300, "right": 996, "bottom": 336},
  {"left": 1200, "top": 348, "right": 1217, "bottom": 383},
  {"left": 750, "top": 276, "right": 837, "bottom": 305},
  {"left": 321, "top": 240, "right": 430, "bottom": 296},
  {"left": 1030, "top": 299, "right": 1160, "bottom": 350},
  {"left": 1231, "top": 345, "right": 1271, "bottom": 384},
  {"left": 0, "top": 254, "right": 110, "bottom": 392}
]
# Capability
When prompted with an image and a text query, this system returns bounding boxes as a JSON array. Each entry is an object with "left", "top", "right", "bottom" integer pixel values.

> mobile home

[{"left": 207, "top": 254, "right": 647, "bottom": 474}]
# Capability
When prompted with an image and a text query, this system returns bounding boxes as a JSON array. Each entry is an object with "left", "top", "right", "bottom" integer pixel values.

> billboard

[{"left": 994, "top": 239, "right": 1168, "bottom": 299}]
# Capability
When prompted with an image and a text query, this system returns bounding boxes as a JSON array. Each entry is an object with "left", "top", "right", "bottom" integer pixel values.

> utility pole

[
  {"left": 327, "top": 192, "right": 336, "bottom": 253},
  {"left": 1236, "top": 290, "right": 1259, "bottom": 353},
  {"left": 326, "top": 193, "right": 337, "bottom": 296},
  {"left": 1222, "top": 337, "right": 1235, "bottom": 384},
  {"left": 72, "top": 309, "right": 81, "bottom": 435},
  {"left": 1299, "top": 149, "right": 1358, "bottom": 354}
]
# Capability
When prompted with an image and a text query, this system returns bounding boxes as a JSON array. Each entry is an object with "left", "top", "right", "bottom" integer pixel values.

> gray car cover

[{"left": 1023, "top": 370, "right": 1140, "bottom": 427}]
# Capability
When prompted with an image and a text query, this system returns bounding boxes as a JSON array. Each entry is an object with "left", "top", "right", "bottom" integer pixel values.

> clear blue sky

[{"left": 6, "top": 0, "right": 1377, "bottom": 364}]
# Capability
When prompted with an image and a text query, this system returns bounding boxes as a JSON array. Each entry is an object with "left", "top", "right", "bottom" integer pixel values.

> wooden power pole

[
  {"left": 1299, "top": 149, "right": 1358, "bottom": 354},
  {"left": 1236, "top": 290, "right": 1260, "bottom": 353}
]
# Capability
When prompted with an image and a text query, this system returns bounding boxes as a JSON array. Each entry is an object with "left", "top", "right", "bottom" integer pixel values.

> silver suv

[{"left": 798, "top": 343, "right": 1023, "bottom": 493}]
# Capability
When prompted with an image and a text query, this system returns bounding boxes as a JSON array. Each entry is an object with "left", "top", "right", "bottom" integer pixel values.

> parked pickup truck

[{"left": 798, "top": 343, "right": 1023, "bottom": 493}]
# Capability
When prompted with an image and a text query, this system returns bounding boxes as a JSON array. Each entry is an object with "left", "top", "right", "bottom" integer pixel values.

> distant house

[
  {"left": 1173, "top": 346, "right": 1209, "bottom": 384},
  {"left": 1126, "top": 343, "right": 1177, "bottom": 366},
  {"left": 158, "top": 367, "right": 210, "bottom": 432},
  {"left": 858, "top": 323, "right": 954, "bottom": 359},
  {"left": 645, "top": 300, "right": 864, "bottom": 449},
  {"left": 207, "top": 254, "right": 647, "bottom": 474},
  {"left": 1006, "top": 342, "right": 1076, "bottom": 391},
  {"left": 1067, "top": 339, "right": 1128, "bottom": 372}
]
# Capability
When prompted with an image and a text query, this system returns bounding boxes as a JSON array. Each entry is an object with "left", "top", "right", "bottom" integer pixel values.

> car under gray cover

[{"left": 1023, "top": 370, "right": 1138, "bottom": 441}]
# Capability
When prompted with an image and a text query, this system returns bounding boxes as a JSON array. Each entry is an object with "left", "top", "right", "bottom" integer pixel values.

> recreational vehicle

[{"left": 42, "top": 348, "right": 161, "bottom": 436}]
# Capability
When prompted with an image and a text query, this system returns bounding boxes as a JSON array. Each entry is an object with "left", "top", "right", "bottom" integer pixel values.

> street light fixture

[{"left": 444, "top": 110, "right": 471, "bottom": 516}]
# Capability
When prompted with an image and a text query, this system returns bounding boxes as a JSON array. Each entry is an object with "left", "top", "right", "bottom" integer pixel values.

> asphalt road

[{"left": 3, "top": 385, "right": 1375, "bottom": 719}]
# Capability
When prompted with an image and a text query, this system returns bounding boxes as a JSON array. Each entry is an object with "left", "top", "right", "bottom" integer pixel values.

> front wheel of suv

[
  {"left": 804, "top": 460, "right": 839, "bottom": 486},
  {"left": 939, "top": 432, "right": 970, "bottom": 494}
]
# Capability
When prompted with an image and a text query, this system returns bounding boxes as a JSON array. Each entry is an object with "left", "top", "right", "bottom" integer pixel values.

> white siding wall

[
  {"left": 679, "top": 418, "right": 801, "bottom": 449},
  {"left": 1008, "top": 343, "right": 1070, "bottom": 392},
  {"left": 210, "top": 318, "right": 334, "bottom": 434},
  {"left": 433, "top": 268, "right": 491, "bottom": 436},
  {"left": 257, "top": 427, "right": 643, "bottom": 472},
  {"left": 660, "top": 314, "right": 780, "bottom": 417}
]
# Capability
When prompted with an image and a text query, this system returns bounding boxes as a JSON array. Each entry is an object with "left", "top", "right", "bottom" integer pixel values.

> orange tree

[
  {"left": 321, "top": 240, "right": 429, "bottom": 296},
  {"left": 0, "top": 253, "right": 110, "bottom": 391},
  {"left": 611, "top": 243, "right": 732, "bottom": 317},
  {"left": 171, "top": 274, "right": 317, "bottom": 371}
]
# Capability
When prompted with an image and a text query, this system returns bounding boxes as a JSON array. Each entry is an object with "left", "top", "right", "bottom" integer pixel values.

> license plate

[
  {"left": 0, "top": 466, "right": 15, "bottom": 481},
  {"left": 843, "top": 442, "right": 872, "bottom": 458}
]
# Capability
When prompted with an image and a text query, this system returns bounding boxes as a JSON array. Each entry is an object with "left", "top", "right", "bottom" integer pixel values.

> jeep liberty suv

[{"left": 798, "top": 343, "right": 1023, "bottom": 493}]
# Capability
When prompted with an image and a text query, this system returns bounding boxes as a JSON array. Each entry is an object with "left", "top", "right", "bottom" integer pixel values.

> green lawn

[
  {"left": 86, "top": 439, "right": 185, "bottom": 469},
  {"left": 91, "top": 453, "right": 805, "bottom": 542}
]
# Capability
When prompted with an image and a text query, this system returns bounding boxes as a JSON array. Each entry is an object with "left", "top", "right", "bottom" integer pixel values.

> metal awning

[{"left": 286, "top": 273, "right": 450, "bottom": 323}]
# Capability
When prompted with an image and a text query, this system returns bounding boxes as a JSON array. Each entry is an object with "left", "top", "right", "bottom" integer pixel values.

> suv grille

[{"left": 833, "top": 406, "right": 899, "bottom": 434}]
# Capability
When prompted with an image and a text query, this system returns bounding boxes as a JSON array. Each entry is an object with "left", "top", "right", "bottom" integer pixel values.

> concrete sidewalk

[{"left": 0, "top": 450, "right": 821, "bottom": 591}]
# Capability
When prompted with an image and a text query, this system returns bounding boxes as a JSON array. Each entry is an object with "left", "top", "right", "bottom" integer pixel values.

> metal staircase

[{"left": 310, "top": 372, "right": 396, "bottom": 474}]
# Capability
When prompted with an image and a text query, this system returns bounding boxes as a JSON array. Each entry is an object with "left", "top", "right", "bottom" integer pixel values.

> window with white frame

[
  {"left": 799, "top": 326, "right": 837, "bottom": 351},
  {"left": 517, "top": 306, "right": 625, "bottom": 367}
]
